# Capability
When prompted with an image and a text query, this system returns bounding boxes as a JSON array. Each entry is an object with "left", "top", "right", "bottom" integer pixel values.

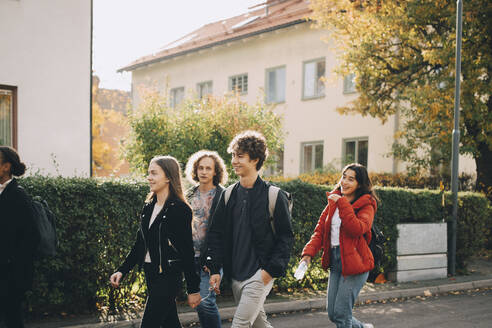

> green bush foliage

[
  {"left": 17, "top": 176, "right": 491, "bottom": 315},
  {"left": 270, "top": 180, "right": 491, "bottom": 290},
  {"left": 124, "top": 92, "right": 284, "bottom": 175},
  {"left": 269, "top": 171, "right": 475, "bottom": 191},
  {"left": 19, "top": 176, "right": 148, "bottom": 315}
]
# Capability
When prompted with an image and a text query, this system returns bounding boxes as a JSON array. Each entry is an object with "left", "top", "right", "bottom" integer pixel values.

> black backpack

[
  {"left": 367, "top": 221, "right": 384, "bottom": 282},
  {"left": 31, "top": 196, "right": 58, "bottom": 257}
]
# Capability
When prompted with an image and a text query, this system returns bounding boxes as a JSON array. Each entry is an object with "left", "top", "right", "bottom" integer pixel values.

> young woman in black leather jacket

[{"left": 110, "top": 155, "right": 201, "bottom": 327}]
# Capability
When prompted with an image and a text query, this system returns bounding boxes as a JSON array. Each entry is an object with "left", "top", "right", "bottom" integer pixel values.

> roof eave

[{"left": 117, "top": 19, "right": 308, "bottom": 73}]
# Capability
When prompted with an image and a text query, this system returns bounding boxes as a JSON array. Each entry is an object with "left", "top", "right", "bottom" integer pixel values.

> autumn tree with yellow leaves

[
  {"left": 310, "top": 0, "right": 491, "bottom": 196},
  {"left": 92, "top": 76, "right": 131, "bottom": 176}
]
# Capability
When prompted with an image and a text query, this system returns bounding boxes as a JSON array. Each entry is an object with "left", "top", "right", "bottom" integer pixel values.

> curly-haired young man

[
  {"left": 207, "top": 131, "right": 294, "bottom": 328},
  {"left": 185, "top": 150, "right": 228, "bottom": 328}
]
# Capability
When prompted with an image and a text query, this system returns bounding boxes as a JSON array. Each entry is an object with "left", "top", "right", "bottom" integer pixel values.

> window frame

[
  {"left": 264, "top": 147, "right": 284, "bottom": 176},
  {"left": 300, "top": 140, "right": 324, "bottom": 173},
  {"left": 343, "top": 73, "right": 357, "bottom": 94},
  {"left": 265, "top": 65, "right": 286, "bottom": 104},
  {"left": 302, "top": 57, "right": 326, "bottom": 100},
  {"left": 228, "top": 73, "right": 248, "bottom": 95},
  {"left": 196, "top": 80, "right": 213, "bottom": 99},
  {"left": 342, "top": 137, "right": 369, "bottom": 168},
  {"left": 0, "top": 84, "right": 18, "bottom": 149},
  {"left": 170, "top": 86, "right": 185, "bottom": 108}
]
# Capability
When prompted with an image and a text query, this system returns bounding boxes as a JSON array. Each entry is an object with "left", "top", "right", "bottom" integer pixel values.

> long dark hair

[
  {"left": 145, "top": 155, "right": 188, "bottom": 206},
  {"left": 0, "top": 146, "right": 26, "bottom": 177},
  {"left": 336, "top": 163, "right": 379, "bottom": 203}
]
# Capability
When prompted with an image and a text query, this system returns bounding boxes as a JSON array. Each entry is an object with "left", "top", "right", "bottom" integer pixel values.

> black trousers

[
  {"left": 0, "top": 277, "right": 25, "bottom": 328},
  {"left": 141, "top": 263, "right": 182, "bottom": 328}
]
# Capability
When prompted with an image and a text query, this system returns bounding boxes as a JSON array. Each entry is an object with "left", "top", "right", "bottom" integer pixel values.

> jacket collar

[
  {"left": 237, "top": 175, "right": 263, "bottom": 190},
  {"left": 0, "top": 177, "right": 17, "bottom": 199},
  {"left": 326, "top": 188, "right": 377, "bottom": 211}
]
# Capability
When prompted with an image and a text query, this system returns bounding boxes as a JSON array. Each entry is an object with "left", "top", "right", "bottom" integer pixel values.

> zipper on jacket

[
  {"left": 158, "top": 221, "right": 163, "bottom": 273},
  {"left": 140, "top": 222, "right": 147, "bottom": 253}
]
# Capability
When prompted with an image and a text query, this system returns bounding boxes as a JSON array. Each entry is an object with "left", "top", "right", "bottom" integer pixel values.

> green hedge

[
  {"left": 17, "top": 177, "right": 491, "bottom": 315},
  {"left": 271, "top": 180, "right": 491, "bottom": 291},
  {"left": 20, "top": 176, "right": 148, "bottom": 315}
]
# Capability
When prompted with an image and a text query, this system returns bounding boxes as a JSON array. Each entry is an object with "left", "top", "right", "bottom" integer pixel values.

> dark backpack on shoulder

[
  {"left": 367, "top": 221, "right": 384, "bottom": 282},
  {"left": 31, "top": 196, "right": 58, "bottom": 257}
]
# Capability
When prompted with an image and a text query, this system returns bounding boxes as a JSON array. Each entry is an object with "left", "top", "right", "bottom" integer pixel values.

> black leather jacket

[
  {"left": 117, "top": 196, "right": 200, "bottom": 294},
  {"left": 185, "top": 184, "right": 225, "bottom": 266},
  {"left": 207, "top": 176, "right": 294, "bottom": 278}
]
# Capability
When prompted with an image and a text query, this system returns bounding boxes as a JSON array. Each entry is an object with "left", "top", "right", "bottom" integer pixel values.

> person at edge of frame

[
  {"left": 207, "top": 130, "right": 294, "bottom": 328},
  {"left": 110, "top": 155, "right": 201, "bottom": 328},
  {"left": 300, "top": 163, "right": 378, "bottom": 328},
  {"left": 0, "top": 146, "right": 40, "bottom": 328},
  {"left": 184, "top": 150, "right": 228, "bottom": 328}
]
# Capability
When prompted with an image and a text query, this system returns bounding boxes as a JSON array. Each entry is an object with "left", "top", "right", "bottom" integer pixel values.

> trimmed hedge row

[
  {"left": 269, "top": 171, "right": 475, "bottom": 191},
  {"left": 18, "top": 176, "right": 491, "bottom": 315},
  {"left": 275, "top": 180, "right": 491, "bottom": 290}
]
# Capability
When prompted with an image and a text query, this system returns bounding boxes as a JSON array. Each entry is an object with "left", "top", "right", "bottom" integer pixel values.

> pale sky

[{"left": 93, "top": 0, "right": 261, "bottom": 91}]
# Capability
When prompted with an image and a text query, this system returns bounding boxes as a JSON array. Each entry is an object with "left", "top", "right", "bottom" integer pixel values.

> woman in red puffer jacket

[{"left": 300, "top": 163, "right": 378, "bottom": 328}]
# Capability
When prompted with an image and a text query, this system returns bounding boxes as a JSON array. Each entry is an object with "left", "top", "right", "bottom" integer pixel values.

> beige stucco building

[
  {"left": 120, "top": 0, "right": 475, "bottom": 177},
  {"left": 0, "top": 0, "right": 91, "bottom": 176}
]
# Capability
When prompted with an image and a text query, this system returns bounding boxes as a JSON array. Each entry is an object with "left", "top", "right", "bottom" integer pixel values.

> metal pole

[{"left": 450, "top": 0, "right": 463, "bottom": 276}]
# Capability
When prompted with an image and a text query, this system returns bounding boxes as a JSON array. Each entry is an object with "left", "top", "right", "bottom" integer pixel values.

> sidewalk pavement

[{"left": 26, "top": 257, "right": 492, "bottom": 328}]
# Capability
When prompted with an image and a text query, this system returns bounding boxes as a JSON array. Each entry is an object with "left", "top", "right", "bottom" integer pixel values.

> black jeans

[{"left": 141, "top": 263, "right": 182, "bottom": 328}]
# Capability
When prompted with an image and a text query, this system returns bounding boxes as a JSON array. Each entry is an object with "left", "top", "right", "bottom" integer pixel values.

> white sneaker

[{"left": 363, "top": 324, "right": 374, "bottom": 328}]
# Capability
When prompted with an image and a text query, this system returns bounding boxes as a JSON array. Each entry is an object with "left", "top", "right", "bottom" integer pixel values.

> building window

[
  {"left": 197, "top": 81, "right": 213, "bottom": 99},
  {"left": 343, "top": 73, "right": 356, "bottom": 94},
  {"left": 229, "top": 74, "right": 248, "bottom": 94},
  {"left": 264, "top": 148, "right": 284, "bottom": 176},
  {"left": 170, "top": 87, "right": 184, "bottom": 108},
  {"left": 343, "top": 137, "right": 368, "bottom": 168},
  {"left": 0, "top": 85, "right": 17, "bottom": 148},
  {"left": 303, "top": 58, "right": 325, "bottom": 99},
  {"left": 265, "top": 66, "right": 286, "bottom": 104},
  {"left": 301, "top": 141, "right": 323, "bottom": 173}
]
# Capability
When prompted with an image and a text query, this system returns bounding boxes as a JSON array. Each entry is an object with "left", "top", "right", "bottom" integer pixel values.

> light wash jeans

[
  {"left": 327, "top": 246, "right": 369, "bottom": 328},
  {"left": 231, "top": 269, "right": 275, "bottom": 328},
  {"left": 195, "top": 258, "right": 222, "bottom": 328}
]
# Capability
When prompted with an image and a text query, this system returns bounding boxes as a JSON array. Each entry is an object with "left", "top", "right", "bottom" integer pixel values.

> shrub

[
  {"left": 124, "top": 91, "right": 284, "bottom": 175},
  {"left": 269, "top": 171, "right": 475, "bottom": 191},
  {"left": 17, "top": 176, "right": 490, "bottom": 315},
  {"left": 269, "top": 180, "right": 491, "bottom": 289},
  {"left": 20, "top": 176, "right": 148, "bottom": 316}
]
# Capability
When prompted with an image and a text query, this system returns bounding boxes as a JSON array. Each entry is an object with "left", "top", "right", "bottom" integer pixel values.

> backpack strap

[
  {"left": 268, "top": 186, "right": 280, "bottom": 235},
  {"left": 223, "top": 183, "right": 236, "bottom": 206},
  {"left": 225, "top": 183, "right": 278, "bottom": 235}
]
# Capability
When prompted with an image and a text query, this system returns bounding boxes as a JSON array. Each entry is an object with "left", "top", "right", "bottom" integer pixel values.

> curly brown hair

[
  {"left": 185, "top": 150, "right": 228, "bottom": 186},
  {"left": 227, "top": 130, "right": 268, "bottom": 170}
]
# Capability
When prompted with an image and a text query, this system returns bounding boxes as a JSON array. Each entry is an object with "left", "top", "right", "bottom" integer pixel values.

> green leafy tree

[
  {"left": 123, "top": 90, "right": 284, "bottom": 174},
  {"left": 310, "top": 0, "right": 491, "bottom": 197}
]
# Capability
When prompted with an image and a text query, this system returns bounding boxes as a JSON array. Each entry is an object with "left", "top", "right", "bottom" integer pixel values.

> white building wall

[
  {"left": 0, "top": 0, "right": 91, "bottom": 176},
  {"left": 130, "top": 23, "right": 475, "bottom": 176}
]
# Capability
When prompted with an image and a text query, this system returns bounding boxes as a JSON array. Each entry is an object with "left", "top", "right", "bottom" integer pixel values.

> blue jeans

[
  {"left": 327, "top": 247, "right": 369, "bottom": 328},
  {"left": 195, "top": 258, "right": 222, "bottom": 328}
]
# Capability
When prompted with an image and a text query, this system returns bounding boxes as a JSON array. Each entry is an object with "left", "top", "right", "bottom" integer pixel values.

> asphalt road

[{"left": 218, "top": 288, "right": 492, "bottom": 328}]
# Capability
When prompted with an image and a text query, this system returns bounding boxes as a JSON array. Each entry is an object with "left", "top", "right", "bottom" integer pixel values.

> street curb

[{"left": 30, "top": 278, "right": 492, "bottom": 328}]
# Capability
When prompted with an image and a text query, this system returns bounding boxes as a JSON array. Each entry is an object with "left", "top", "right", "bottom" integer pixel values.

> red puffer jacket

[{"left": 302, "top": 190, "right": 377, "bottom": 276}]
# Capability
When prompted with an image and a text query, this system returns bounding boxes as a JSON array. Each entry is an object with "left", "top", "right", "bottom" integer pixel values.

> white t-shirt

[
  {"left": 144, "top": 203, "right": 163, "bottom": 263},
  {"left": 330, "top": 208, "right": 341, "bottom": 247}
]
